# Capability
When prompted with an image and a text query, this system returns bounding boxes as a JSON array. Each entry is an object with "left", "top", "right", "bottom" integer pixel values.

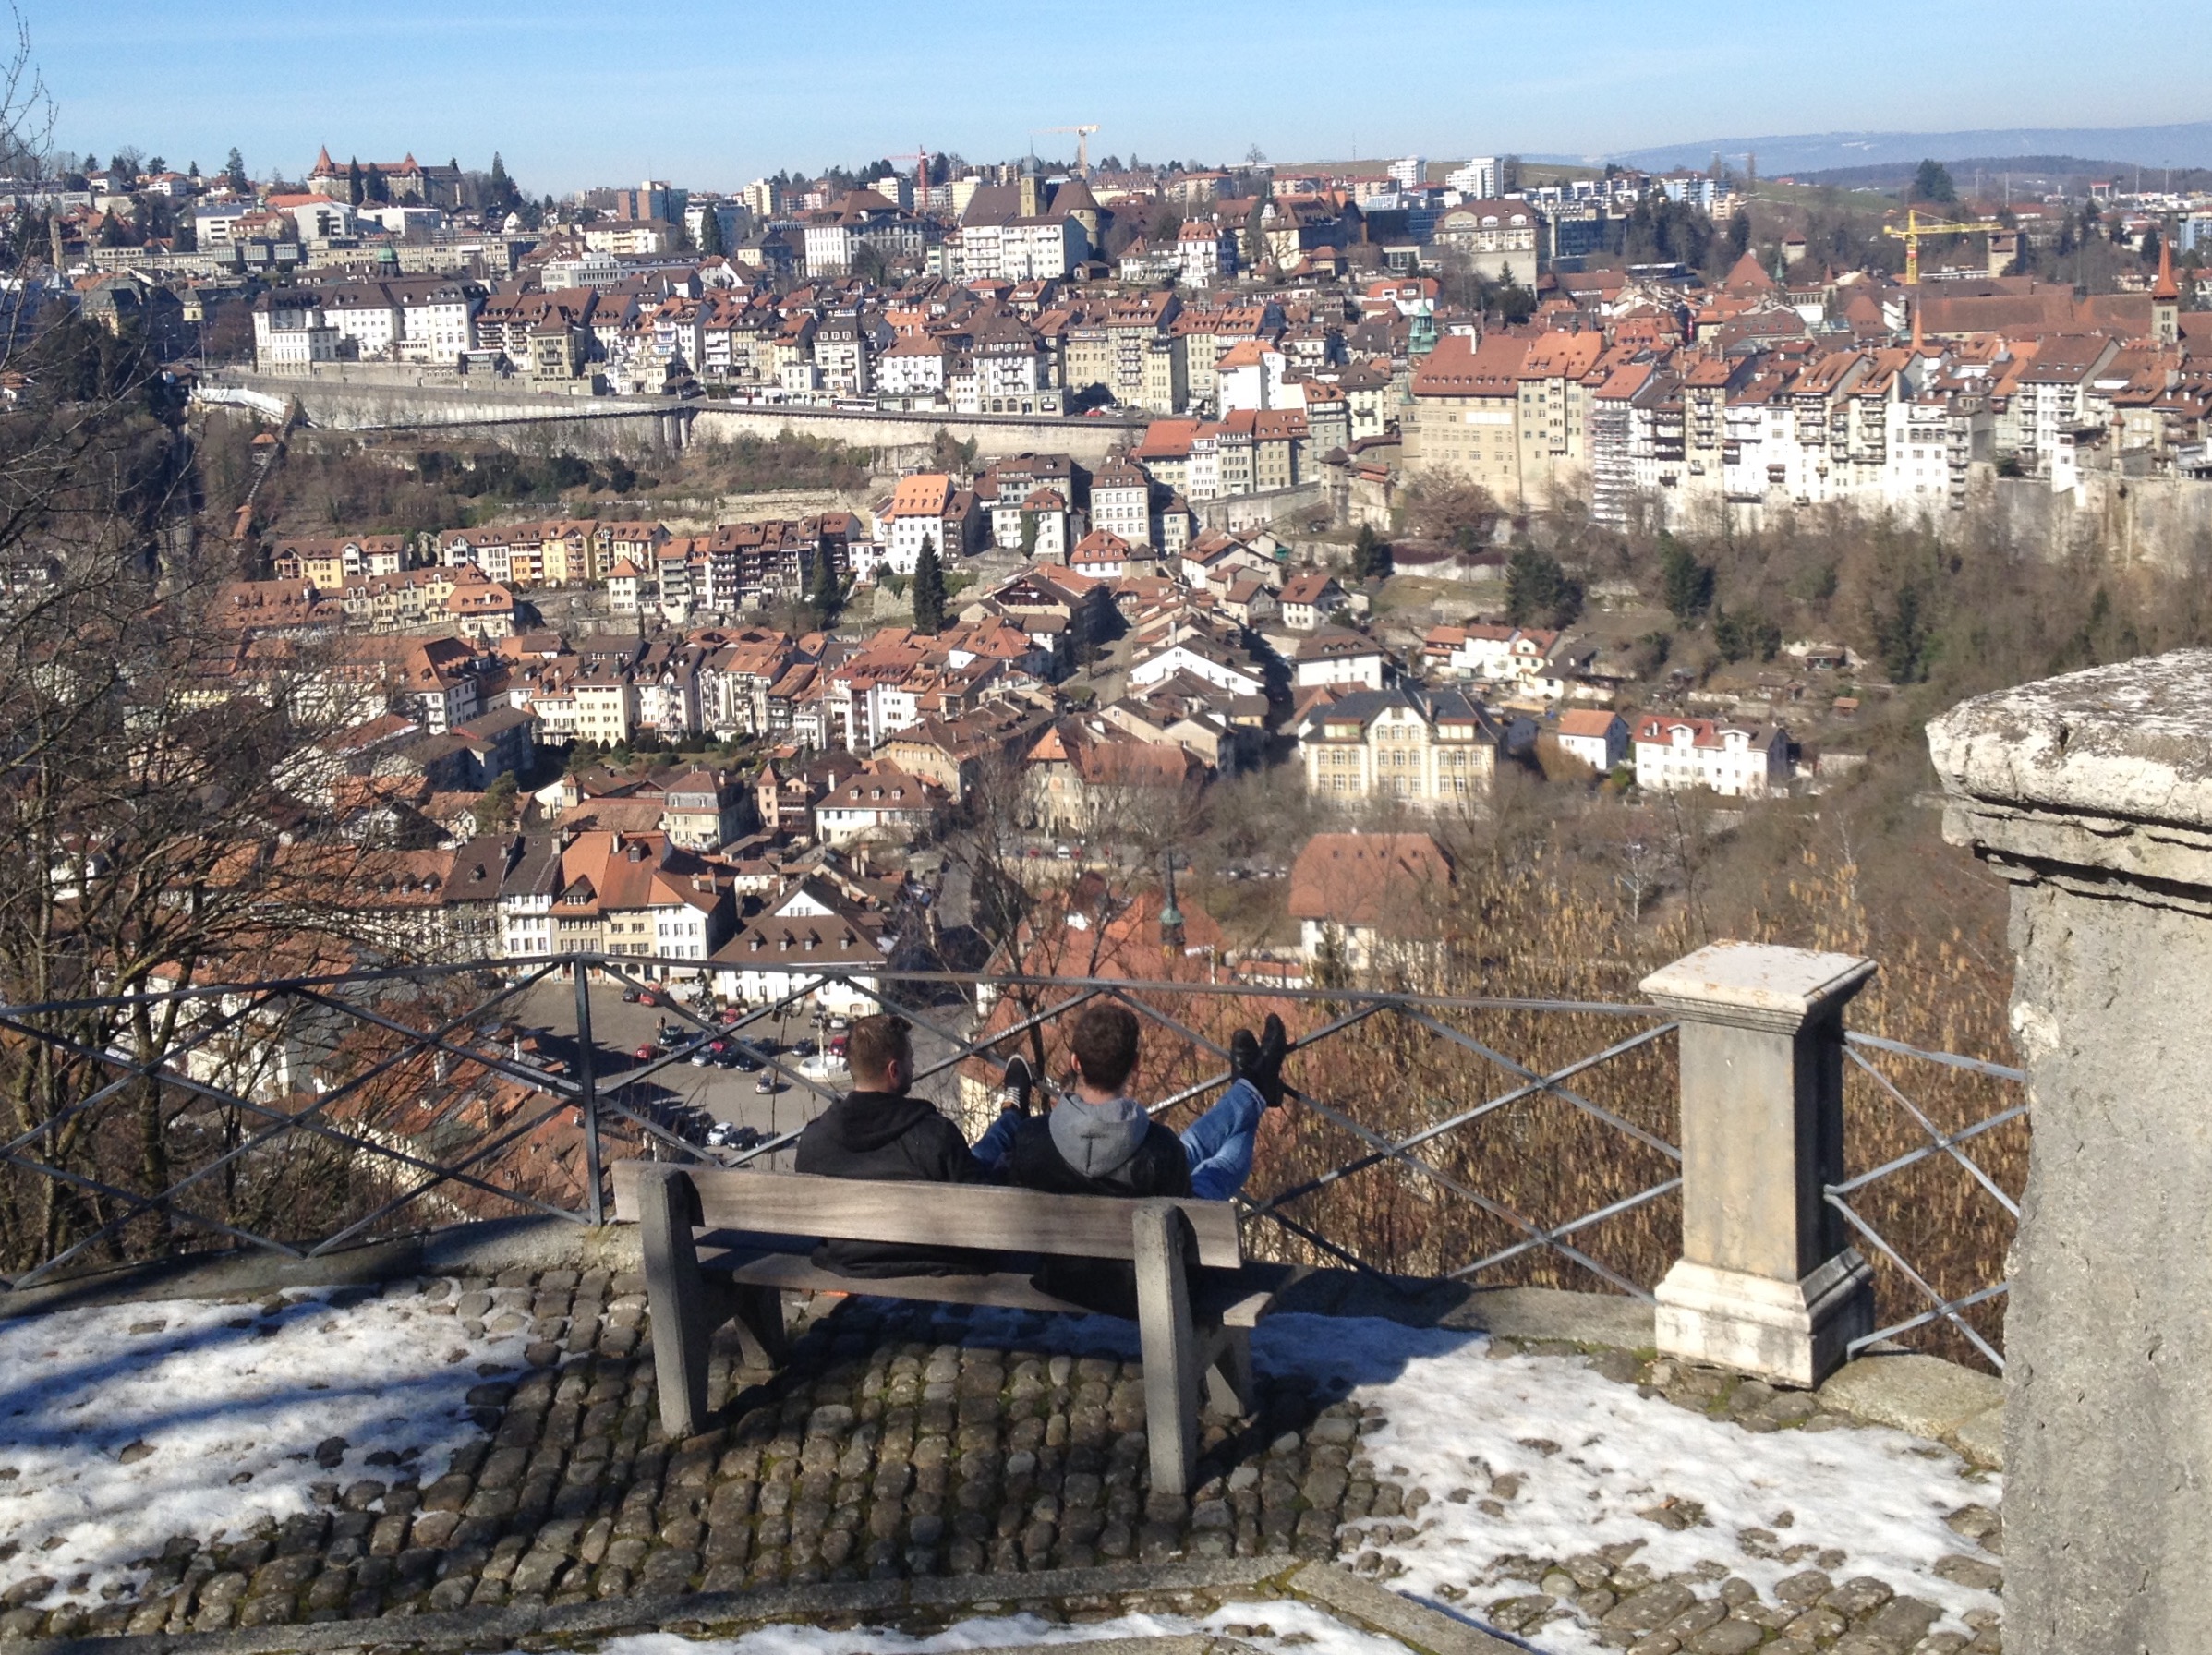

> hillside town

[
  {"left": 15, "top": 141, "right": 2212, "bottom": 522},
  {"left": 14, "top": 134, "right": 2203, "bottom": 1019},
  {"left": 15, "top": 0, "right": 2212, "bottom": 1633}
]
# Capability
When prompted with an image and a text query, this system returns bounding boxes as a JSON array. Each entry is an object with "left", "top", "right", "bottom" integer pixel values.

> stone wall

[
  {"left": 203, "top": 374, "right": 1150, "bottom": 468},
  {"left": 1930, "top": 648, "right": 2212, "bottom": 1654}
]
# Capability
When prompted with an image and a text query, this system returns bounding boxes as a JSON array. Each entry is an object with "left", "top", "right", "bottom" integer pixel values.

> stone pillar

[
  {"left": 1929, "top": 650, "right": 2212, "bottom": 1655},
  {"left": 1642, "top": 940, "right": 1876, "bottom": 1388}
]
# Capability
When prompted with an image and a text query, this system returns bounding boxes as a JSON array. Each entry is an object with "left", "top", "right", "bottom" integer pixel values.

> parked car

[
  {"left": 755, "top": 1075, "right": 780, "bottom": 1094},
  {"left": 621, "top": 987, "right": 642, "bottom": 1003},
  {"left": 633, "top": 1044, "right": 654, "bottom": 1063},
  {"left": 792, "top": 1038, "right": 818, "bottom": 1058}
]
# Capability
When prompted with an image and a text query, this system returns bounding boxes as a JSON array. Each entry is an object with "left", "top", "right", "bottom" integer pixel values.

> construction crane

[
  {"left": 1884, "top": 206, "right": 2009, "bottom": 285},
  {"left": 883, "top": 146, "right": 930, "bottom": 207},
  {"left": 1041, "top": 124, "right": 1101, "bottom": 175}
]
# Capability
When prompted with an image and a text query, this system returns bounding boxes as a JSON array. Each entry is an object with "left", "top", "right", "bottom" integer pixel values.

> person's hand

[{"left": 1231, "top": 1012, "right": 1290, "bottom": 1108}]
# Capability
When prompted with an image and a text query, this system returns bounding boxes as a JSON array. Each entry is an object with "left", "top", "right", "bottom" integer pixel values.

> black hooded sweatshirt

[{"left": 792, "top": 1089, "right": 997, "bottom": 1277}]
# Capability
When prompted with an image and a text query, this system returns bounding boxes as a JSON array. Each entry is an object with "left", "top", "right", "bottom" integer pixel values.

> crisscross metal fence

[
  {"left": 0, "top": 950, "right": 2023, "bottom": 1369},
  {"left": 1833, "top": 1031, "right": 2027, "bottom": 1371}
]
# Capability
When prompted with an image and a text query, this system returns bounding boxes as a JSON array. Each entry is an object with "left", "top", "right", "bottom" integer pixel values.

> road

[{"left": 512, "top": 974, "right": 980, "bottom": 1166}]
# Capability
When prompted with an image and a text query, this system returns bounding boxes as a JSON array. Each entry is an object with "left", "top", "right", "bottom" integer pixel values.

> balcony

[{"left": 0, "top": 948, "right": 2017, "bottom": 1374}]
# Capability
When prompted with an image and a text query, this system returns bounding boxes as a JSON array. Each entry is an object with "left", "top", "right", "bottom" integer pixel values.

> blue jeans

[
  {"left": 969, "top": 1079, "right": 1263, "bottom": 1200},
  {"left": 1181, "top": 1078, "right": 1264, "bottom": 1201}
]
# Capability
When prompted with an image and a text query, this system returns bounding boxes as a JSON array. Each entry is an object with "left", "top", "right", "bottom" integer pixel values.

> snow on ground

[
  {"left": 902, "top": 1306, "right": 2000, "bottom": 1652},
  {"left": 1247, "top": 1314, "right": 2003, "bottom": 1652},
  {"left": 593, "top": 1598, "right": 1414, "bottom": 1655},
  {"left": 0, "top": 1285, "right": 524, "bottom": 1603}
]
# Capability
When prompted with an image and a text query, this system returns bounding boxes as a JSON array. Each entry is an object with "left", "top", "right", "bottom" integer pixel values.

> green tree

[
  {"left": 1725, "top": 208, "right": 1752, "bottom": 260},
  {"left": 472, "top": 774, "right": 520, "bottom": 835},
  {"left": 911, "top": 535, "right": 947, "bottom": 633},
  {"left": 482, "top": 152, "right": 523, "bottom": 220},
  {"left": 1019, "top": 511, "right": 1039, "bottom": 557},
  {"left": 696, "top": 205, "right": 725, "bottom": 257},
  {"left": 1871, "top": 579, "right": 1933, "bottom": 683},
  {"left": 807, "top": 546, "right": 844, "bottom": 626},
  {"left": 1350, "top": 522, "right": 1393, "bottom": 580},
  {"left": 1658, "top": 534, "right": 1715, "bottom": 621},
  {"left": 1911, "top": 159, "right": 1958, "bottom": 205},
  {"left": 1712, "top": 604, "right": 1781, "bottom": 664},
  {"left": 224, "top": 148, "right": 248, "bottom": 192},
  {"left": 1505, "top": 545, "right": 1584, "bottom": 628}
]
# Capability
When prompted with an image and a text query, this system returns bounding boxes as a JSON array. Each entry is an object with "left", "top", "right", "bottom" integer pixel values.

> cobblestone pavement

[{"left": 0, "top": 1274, "right": 2004, "bottom": 1654}]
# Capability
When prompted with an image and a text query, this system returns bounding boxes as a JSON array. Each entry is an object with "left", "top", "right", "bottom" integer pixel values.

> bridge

[{"left": 193, "top": 371, "right": 1154, "bottom": 466}]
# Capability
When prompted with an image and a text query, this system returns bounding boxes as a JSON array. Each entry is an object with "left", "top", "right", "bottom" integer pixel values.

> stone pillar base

[{"left": 1654, "top": 1249, "right": 1873, "bottom": 1388}]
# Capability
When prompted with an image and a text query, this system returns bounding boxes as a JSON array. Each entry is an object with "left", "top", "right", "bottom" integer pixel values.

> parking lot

[{"left": 511, "top": 974, "right": 979, "bottom": 1163}]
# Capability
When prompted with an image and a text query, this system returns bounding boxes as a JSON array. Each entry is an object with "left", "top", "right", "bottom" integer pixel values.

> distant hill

[
  {"left": 1550, "top": 123, "right": 2212, "bottom": 176},
  {"left": 1784, "top": 155, "right": 2212, "bottom": 195}
]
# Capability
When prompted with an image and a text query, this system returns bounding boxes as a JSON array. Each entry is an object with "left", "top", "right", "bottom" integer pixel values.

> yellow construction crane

[
  {"left": 1884, "top": 206, "right": 2009, "bottom": 285},
  {"left": 1041, "top": 124, "right": 1101, "bottom": 175}
]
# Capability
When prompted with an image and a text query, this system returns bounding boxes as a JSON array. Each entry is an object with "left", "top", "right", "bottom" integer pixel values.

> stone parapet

[
  {"left": 1643, "top": 940, "right": 1876, "bottom": 1388},
  {"left": 1930, "top": 648, "right": 2212, "bottom": 1655}
]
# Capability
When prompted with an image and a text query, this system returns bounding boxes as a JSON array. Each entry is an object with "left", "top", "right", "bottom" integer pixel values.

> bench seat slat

[
  {"left": 705, "top": 1250, "right": 1090, "bottom": 1314},
  {"left": 610, "top": 1163, "right": 1244, "bottom": 1269}
]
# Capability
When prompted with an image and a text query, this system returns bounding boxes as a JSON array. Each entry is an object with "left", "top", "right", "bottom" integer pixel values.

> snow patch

[
  {"left": 591, "top": 1598, "right": 1414, "bottom": 1655},
  {"left": 0, "top": 1285, "right": 524, "bottom": 1605},
  {"left": 1247, "top": 1314, "right": 2002, "bottom": 1651}
]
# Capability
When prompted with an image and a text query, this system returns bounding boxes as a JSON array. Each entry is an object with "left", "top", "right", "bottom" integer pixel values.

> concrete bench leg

[
  {"left": 639, "top": 1166, "right": 719, "bottom": 1440},
  {"left": 1203, "top": 1324, "right": 1254, "bottom": 1418},
  {"left": 728, "top": 1283, "right": 789, "bottom": 1371},
  {"left": 1134, "top": 1201, "right": 1202, "bottom": 1497}
]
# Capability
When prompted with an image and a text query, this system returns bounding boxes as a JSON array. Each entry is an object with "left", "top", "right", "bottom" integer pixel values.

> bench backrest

[{"left": 609, "top": 1162, "right": 1245, "bottom": 1269}]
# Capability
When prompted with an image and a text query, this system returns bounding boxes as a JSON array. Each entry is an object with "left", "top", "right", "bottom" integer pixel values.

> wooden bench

[{"left": 610, "top": 1160, "right": 1284, "bottom": 1495}]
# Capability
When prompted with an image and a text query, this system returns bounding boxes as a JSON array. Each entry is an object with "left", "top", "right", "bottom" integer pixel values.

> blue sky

[{"left": 29, "top": 0, "right": 2204, "bottom": 193}]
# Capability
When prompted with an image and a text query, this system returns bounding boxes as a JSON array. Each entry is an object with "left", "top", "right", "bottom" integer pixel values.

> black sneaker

[
  {"left": 1000, "top": 1053, "right": 1035, "bottom": 1115},
  {"left": 1232, "top": 1013, "right": 1290, "bottom": 1108}
]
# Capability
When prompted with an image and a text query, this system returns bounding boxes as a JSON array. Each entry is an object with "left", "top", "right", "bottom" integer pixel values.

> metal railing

[
  {"left": 0, "top": 950, "right": 2022, "bottom": 1369},
  {"left": 1833, "top": 1031, "right": 2026, "bottom": 1371}
]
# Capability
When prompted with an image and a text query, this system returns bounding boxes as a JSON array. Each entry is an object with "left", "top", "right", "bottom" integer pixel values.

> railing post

[
  {"left": 1641, "top": 940, "right": 1876, "bottom": 1388},
  {"left": 574, "top": 957, "right": 605, "bottom": 1226},
  {"left": 1930, "top": 650, "right": 2212, "bottom": 1655}
]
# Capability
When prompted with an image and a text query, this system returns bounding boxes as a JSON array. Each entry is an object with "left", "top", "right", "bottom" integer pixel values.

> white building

[
  {"left": 1553, "top": 709, "right": 1628, "bottom": 772},
  {"left": 880, "top": 473, "right": 956, "bottom": 576},
  {"left": 1445, "top": 157, "right": 1501, "bottom": 199},
  {"left": 709, "top": 883, "right": 885, "bottom": 1015},
  {"left": 1632, "top": 715, "right": 1789, "bottom": 797},
  {"left": 251, "top": 290, "right": 339, "bottom": 372}
]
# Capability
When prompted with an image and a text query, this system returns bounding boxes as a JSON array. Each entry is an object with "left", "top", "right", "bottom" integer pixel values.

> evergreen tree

[
  {"left": 1911, "top": 159, "right": 1958, "bottom": 205},
  {"left": 483, "top": 153, "right": 523, "bottom": 220},
  {"left": 696, "top": 204, "right": 725, "bottom": 257},
  {"left": 1726, "top": 208, "right": 1752, "bottom": 260},
  {"left": 1350, "top": 523, "right": 1393, "bottom": 580},
  {"left": 1658, "top": 534, "right": 1715, "bottom": 620},
  {"left": 807, "top": 547, "right": 843, "bottom": 626},
  {"left": 224, "top": 148, "right": 248, "bottom": 192},
  {"left": 1506, "top": 546, "right": 1584, "bottom": 628},
  {"left": 911, "top": 535, "right": 947, "bottom": 633}
]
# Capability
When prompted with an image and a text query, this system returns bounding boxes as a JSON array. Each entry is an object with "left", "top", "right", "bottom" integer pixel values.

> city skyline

[{"left": 32, "top": 0, "right": 2205, "bottom": 194}]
